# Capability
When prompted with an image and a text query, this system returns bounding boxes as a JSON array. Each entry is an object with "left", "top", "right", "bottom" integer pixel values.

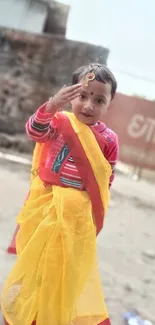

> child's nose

[{"left": 84, "top": 100, "right": 93, "bottom": 112}]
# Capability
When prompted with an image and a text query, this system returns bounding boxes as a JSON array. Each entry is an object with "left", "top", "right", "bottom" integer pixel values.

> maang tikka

[{"left": 84, "top": 71, "right": 95, "bottom": 87}]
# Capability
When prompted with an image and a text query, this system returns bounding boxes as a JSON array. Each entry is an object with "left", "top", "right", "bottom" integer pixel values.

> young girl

[{"left": 1, "top": 63, "right": 119, "bottom": 325}]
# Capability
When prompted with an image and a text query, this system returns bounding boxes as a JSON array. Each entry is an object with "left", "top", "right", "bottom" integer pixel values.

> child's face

[{"left": 71, "top": 79, "right": 112, "bottom": 125}]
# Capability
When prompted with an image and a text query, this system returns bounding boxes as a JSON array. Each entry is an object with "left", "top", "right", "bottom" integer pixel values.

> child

[{"left": 1, "top": 63, "right": 119, "bottom": 325}]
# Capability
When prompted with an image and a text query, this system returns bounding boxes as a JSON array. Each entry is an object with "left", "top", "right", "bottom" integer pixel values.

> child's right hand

[{"left": 46, "top": 84, "right": 82, "bottom": 113}]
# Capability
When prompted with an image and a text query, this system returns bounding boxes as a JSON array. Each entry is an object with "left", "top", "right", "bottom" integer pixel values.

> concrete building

[
  {"left": 0, "top": 0, "right": 109, "bottom": 153},
  {"left": 0, "top": 0, "right": 69, "bottom": 35}
]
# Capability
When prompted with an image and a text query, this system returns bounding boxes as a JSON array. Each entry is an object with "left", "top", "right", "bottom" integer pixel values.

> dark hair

[{"left": 72, "top": 63, "right": 117, "bottom": 99}]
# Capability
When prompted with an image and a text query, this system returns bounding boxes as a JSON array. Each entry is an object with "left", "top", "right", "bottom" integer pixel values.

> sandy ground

[{"left": 0, "top": 158, "right": 155, "bottom": 325}]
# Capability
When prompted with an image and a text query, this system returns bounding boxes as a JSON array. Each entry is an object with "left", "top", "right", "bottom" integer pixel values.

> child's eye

[
  {"left": 96, "top": 98, "right": 104, "bottom": 104},
  {"left": 79, "top": 94, "right": 87, "bottom": 100}
]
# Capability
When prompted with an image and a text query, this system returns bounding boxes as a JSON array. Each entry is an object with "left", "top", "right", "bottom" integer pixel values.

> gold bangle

[
  {"left": 49, "top": 95, "right": 57, "bottom": 101},
  {"left": 48, "top": 95, "right": 58, "bottom": 106},
  {"left": 48, "top": 96, "right": 61, "bottom": 111}
]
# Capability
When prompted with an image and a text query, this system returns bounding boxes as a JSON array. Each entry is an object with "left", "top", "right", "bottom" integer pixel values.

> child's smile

[{"left": 71, "top": 79, "right": 112, "bottom": 125}]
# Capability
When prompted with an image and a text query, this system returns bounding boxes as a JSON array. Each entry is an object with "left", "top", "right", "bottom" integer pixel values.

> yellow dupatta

[{"left": 1, "top": 113, "right": 112, "bottom": 325}]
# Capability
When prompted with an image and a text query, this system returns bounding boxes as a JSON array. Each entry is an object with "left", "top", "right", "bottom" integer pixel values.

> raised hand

[{"left": 46, "top": 84, "right": 82, "bottom": 113}]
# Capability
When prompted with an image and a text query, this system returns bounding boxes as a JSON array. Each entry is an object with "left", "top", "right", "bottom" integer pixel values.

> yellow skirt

[{"left": 1, "top": 176, "right": 108, "bottom": 325}]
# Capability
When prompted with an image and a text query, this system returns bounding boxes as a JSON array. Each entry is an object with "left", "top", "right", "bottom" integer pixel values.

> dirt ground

[{"left": 0, "top": 157, "right": 155, "bottom": 325}]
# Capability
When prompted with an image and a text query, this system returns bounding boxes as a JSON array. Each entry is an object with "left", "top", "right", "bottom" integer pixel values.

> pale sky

[{"left": 60, "top": 0, "right": 155, "bottom": 99}]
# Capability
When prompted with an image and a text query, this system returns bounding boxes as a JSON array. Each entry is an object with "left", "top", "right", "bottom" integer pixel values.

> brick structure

[{"left": 0, "top": 26, "right": 109, "bottom": 152}]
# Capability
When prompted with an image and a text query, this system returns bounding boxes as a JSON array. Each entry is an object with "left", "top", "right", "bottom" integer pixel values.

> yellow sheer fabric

[{"left": 1, "top": 113, "right": 111, "bottom": 325}]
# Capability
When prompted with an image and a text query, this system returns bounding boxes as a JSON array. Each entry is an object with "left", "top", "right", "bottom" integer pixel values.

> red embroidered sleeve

[{"left": 26, "top": 102, "right": 56, "bottom": 142}]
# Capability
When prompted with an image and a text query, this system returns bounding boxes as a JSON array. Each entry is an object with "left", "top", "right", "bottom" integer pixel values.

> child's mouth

[{"left": 81, "top": 113, "right": 93, "bottom": 118}]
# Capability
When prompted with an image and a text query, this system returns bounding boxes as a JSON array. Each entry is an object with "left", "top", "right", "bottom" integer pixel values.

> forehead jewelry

[{"left": 84, "top": 71, "right": 95, "bottom": 87}]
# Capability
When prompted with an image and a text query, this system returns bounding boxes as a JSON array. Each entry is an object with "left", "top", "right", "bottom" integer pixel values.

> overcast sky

[{"left": 60, "top": 0, "right": 155, "bottom": 99}]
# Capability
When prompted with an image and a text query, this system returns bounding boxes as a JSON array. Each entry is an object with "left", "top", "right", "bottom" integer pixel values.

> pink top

[{"left": 26, "top": 103, "right": 119, "bottom": 189}]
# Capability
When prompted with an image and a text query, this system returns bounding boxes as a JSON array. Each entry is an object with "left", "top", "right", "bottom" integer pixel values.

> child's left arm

[{"left": 106, "top": 134, "right": 119, "bottom": 188}]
